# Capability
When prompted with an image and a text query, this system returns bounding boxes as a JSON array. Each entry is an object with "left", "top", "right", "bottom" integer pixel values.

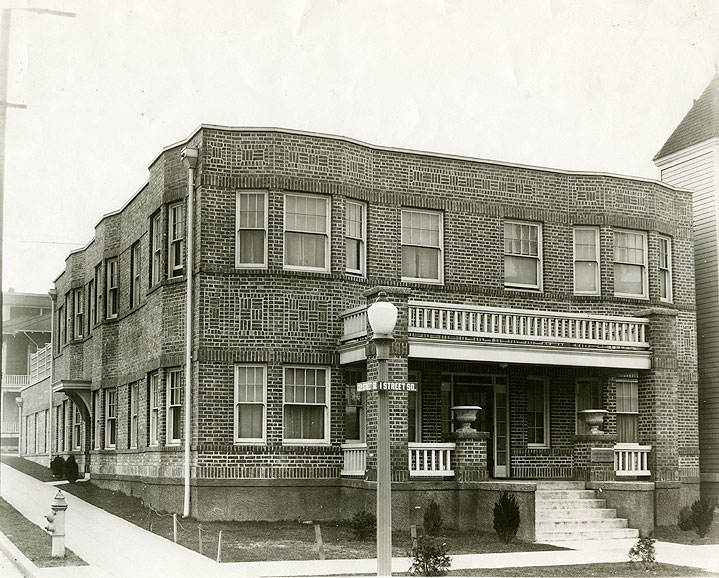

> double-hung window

[
  {"left": 150, "top": 211, "right": 162, "bottom": 286},
  {"left": 148, "top": 372, "right": 159, "bottom": 447},
  {"left": 283, "top": 367, "right": 329, "bottom": 444},
  {"left": 92, "top": 390, "right": 101, "bottom": 450},
  {"left": 401, "top": 209, "right": 443, "bottom": 283},
  {"left": 105, "top": 389, "right": 117, "bottom": 449},
  {"left": 574, "top": 226, "right": 600, "bottom": 295},
  {"left": 345, "top": 201, "right": 366, "bottom": 275},
  {"left": 504, "top": 221, "right": 542, "bottom": 290},
  {"left": 527, "top": 376, "right": 549, "bottom": 448},
  {"left": 87, "top": 280, "right": 95, "bottom": 334},
  {"left": 576, "top": 379, "right": 603, "bottom": 434},
  {"left": 344, "top": 369, "right": 365, "bottom": 443},
  {"left": 56, "top": 305, "right": 64, "bottom": 351},
  {"left": 166, "top": 369, "right": 182, "bottom": 445},
  {"left": 72, "top": 402, "right": 82, "bottom": 450},
  {"left": 613, "top": 229, "right": 647, "bottom": 298},
  {"left": 94, "top": 263, "right": 102, "bottom": 324},
  {"left": 129, "top": 382, "right": 139, "bottom": 449},
  {"left": 284, "top": 194, "right": 330, "bottom": 271},
  {"left": 130, "top": 242, "right": 141, "bottom": 307},
  {"left": 616, "top": 378, "right": 639, "bottom": 443},
  {"left": 236, "top": 192, "right": 267, "bottom": 267},
  {"left": 105, "top": 258, "right": 119, "bottom": 319},
  {"left": 658, "top": 235, "right": 673, "bottom": 303},
  {"left": 168, "top": 203, "right": 185, "bottom": 277},
  {"left": 73, "top": 288, "right": 84, "bottom": 339},
  {"left": 234, "top": 365, "right": 266, "bottom": 443}
]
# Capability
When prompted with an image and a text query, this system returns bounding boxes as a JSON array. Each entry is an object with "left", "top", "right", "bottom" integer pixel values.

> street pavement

[{"left": 1, "top": 461, "right": 718, "bottom": 577}]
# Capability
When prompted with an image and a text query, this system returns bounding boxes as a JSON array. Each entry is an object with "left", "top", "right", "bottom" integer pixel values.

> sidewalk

[{"left": 1, "top": 462, "right": 718, "bottom": 577}]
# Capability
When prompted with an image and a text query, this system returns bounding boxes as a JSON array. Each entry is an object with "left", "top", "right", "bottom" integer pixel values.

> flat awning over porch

[{"left": 52, "top": 379, "right": 92, "bottom": 420}]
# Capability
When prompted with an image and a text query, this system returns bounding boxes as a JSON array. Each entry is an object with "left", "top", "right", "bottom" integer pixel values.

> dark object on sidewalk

[
  {"left": 424, "top": 499, "right": 442, "bottom": 536},
  {"left": 493, "top": 491, "right": 520, "bottom": 544},
  {"left": 408, "top": 535, "right": 451, "bottom": 576},
  {"left": 50, "top": 456, "right": 65, "bottom": 479},
  {"left": 65, "top": 456, "right": 79, "bottom": 484}
]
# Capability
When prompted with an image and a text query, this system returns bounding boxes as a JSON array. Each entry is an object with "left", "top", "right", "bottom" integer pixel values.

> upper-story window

[
  {"left": 236, "top": 191, "right": 267, "bottom": 268},
  {"left": 284, "top": 194, "right": 330, "bottom": 272},
  {"left": 87, "top": 279, "right": 95, "bottom": 335},
  {"left": 56, "top": 305, "right": 65, "bottom": 350},
  {"left": 166, "top": 369, "right": 182, "bottom": 445},
  {"left": 504, "top": 221, "right": 542, "bottom": 290},
  {"left": 234, "top": 365, "right": 266, "bottom": 444},
  {"left": 150, "top": 211, "right": 162, "bottom": 287},
  {"left": 105, "top": 258, "right": 119, "bottom": 319},
  {"left": 401, "top": 208, "right": 443, "bottom": 283},
  {"left": 573, "top": 226, "right": 600, "bottom": 295},
  {"left": 658, "top": 235, "right": 673, "bottom": 303},
  {"left": 73, "top": 287, "right": 84, "bottom": 339},
  {"left": 168, "top": 202, "right": 185, "bottom": 278},
  {"left": 93, "top": 263, "right": 102, "bottom": 324},
  {"left": 613, "top": 229, "right": 647, "bottom": 299},
  {"left": 345, "top": 200, "right": 366, "bottom": 276},
  {"left": 130, "top": 242, "right": 141, "bottom": 308}
]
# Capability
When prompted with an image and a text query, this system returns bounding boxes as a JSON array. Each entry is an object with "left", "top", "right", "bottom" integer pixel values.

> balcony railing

[
  {"left": 30, "top": 343, "right": 52, "bottom": 383},
  {"left": 341, "top": 443, "right": 367, "bottom": 476},
  {"left": 408, "top": 302, "right": 649, "bottom": 348},
  {"left": 1, "top": 374, "right": 29, "bottom": 390},
  {"left": 1, "top": 421, "right": 19, "bottom": 435},
  {"left": 614, "top": 444, "right": 652, "bottom": 477},
  {"left": 408, "top": 442, "right": 455, "bottom": 477},
  {"left": 339, "top": 306, "right": 367, "bottom": 342}
]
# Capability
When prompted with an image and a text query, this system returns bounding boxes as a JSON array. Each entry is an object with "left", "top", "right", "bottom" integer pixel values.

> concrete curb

[{"left": 0, "top": 529, "right": 38, "bottom": 578}]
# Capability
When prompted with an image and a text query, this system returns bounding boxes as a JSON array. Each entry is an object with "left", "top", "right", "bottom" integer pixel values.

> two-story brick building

[{"left": 42, "top": 126, "right": 698, "bottom": 540}]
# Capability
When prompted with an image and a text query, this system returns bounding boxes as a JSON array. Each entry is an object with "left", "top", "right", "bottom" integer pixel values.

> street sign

[{"left": 356, "top": 381, "right": 417, "bottom": 393}]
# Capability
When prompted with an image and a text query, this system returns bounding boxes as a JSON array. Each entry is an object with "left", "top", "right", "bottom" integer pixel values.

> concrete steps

[{"left": 535, "top": 482, "right": 639, "bottom": 542}]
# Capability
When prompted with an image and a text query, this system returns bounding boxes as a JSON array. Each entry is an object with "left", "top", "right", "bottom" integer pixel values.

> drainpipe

[
  {"left": 48, "top": 288, "right": 56, "bottom": 462},
  {"left": 180, "top": 146, "right": 197, "bottom": 518}
]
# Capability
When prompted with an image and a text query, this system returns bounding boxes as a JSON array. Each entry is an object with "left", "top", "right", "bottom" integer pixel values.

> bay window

[
  {"left": 284, "top": 194, "right": 330, "bottom": 271},
  {"left": 345, "top": 200, "right": 366, "bottom": 275},
  {"left": 401, "top": 208, "right": 443, "bottom": 283},
  {"left": 236, "top": 192, "right": 267, "bottom": 267},
  {"left": 234, "top": 365, "right": 266, "bottom": 443},
  {"left": 573, "top": 226, "right": 600, "bottom": 295},
  {"left": 659, "top": 235, "right": 673, "bottom": 302},
  {"left": 616, "top": 378, "right": 639, "bottom": 443},
  {"left": 614, "top": 229, "right": 647, "bottom": 298},
  {"left": 166, "top": 369, "right": 182, "bottom": 445},
  {"left": 168, "top": 203, "right": 185, "bottom": 277},
  {"left": 504, "top": 221, "right": 542, "bottom": 290}
]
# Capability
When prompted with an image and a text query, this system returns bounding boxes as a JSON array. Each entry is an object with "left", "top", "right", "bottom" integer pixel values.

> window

[
  {"left": 234, "top": 365, "right": 266, "bottom": 443},
  {"left": 659, "top": 236, "right": 673, "bottom": 303},
  {"left": 56, "top": 305, "right": 65, "bottom": 351},
  {"left": 66, "top": 294, "right": 73, "bottom": 340},
  {"left": 344, "top": 369, "right": 365, "bottom": 443},
  {"left": 284, "top": 194, "right": 330, "bottom": 271},
  {"left": 63, "top": 400, "right": 70, "bottom": 451},
  {"left": 576, "top": 379, "right": 602, "bottom": 434},
  {"left": 345, "top": 201, "right": 366, "bottom": 275},
  {"left": 236, "top": 192, "right": 267, "bottom": 267},
  {"left": 283, "top": 367, "right": 329, "bottom": 444},
  {"left": 527, "top": 376, "right": 549, "bottom": 447},
  {"left": 166, "top": 369, "right": 182, "bottom": 445},
  {"left": 574, "top": 226, "right": 600, "bottom": 295},
  {"left": 504, "top": 221, "right": 542, "bottom": 290},
  {"left": 616, "top": 378, "right": 638, "bottom": 443},
  {"left": 92, "top": 390, "right": 101, "bottom": 450},
  {"left": 168, "top": 203, "right": 185, "bottom": 277},
  {"left": 150, "top": 211, "right": 162, "bottom": 286},
  {"left": 614, "top": 229, "right": 647, "bottom": 298},
  {"left": 129, "top": 382, "right": 139, "bottom": 449},
  {"left": 130, "top": 242, "right": 141, "bottom": 307},
  {"left": 105, "top": 389, "right": 117, "bottom": 449},
  {"left": 408, "top": 371, "right": 421, "bottom": 443},
  {"left": 93, "top": 263, "right": 102, "bottom": 325},
  {"left": 87, "top": 280, "right": 94, "bottom": 334},
  {"left": 105, "top": 258, "right": 119, "bottom": 318},
  {"left": 401, "top": 209, "right": 443, "bottom": 283},
  {"left": 148, "top": 372, "right": 159, "bottom": 447},
  {"left": 72, "top": 402, "right": 82, "bottom": 450},
  {"left": 71, "top": 288, "right": 84, "bottom": 339}
]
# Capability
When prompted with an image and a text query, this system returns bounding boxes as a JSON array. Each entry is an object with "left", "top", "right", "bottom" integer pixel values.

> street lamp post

[{"left": 367, "top": 292, "right": 398, "bottom": 577}]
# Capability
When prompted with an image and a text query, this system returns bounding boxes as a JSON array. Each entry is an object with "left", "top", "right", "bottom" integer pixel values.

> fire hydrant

[{"left": 44, "top": 490, "right": 67, "bottom": 557}]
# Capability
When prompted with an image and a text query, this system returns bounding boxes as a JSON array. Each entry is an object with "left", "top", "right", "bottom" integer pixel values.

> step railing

[
  {"left": 408, "top": 301, "right": 649, "bottom": 348},
  {"left": 408, "top": 442, "right": 455, "bottom": 477},
  {"left": 614, "top": 444, "right": 652, "bottom": 477},
  {"left": 339, "top": 306, "right": 367, "bottom": 342},
  {"left": 341, "top": 443, "right": 367, "bottom": 476}
]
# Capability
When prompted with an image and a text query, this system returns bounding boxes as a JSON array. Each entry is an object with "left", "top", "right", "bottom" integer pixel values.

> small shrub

[
  {"left": 65, "top": 455, "right": 79, "bottom": 484},
  {"left": 349, "top": 509, "right": 376, "bottom": 540},
  {"left": 628, "top": 535, "right": 656, "bottom": 567},
  {"left": 493, "top": 491, "right": 520, "bottom": 543},
  {"left": 690, "top": 497, "right": 715, "bottom": 538},
  {"left": 408, "top": 536, "right": 451, "bottom": 576},
  {"left": 50, "top": 456, "right": 65, "bottom": 478},
  {"left": 423, "top": 500, "right": 442, "bottom": 536},
  {"left": 678, "top": 506, "right": 693, "bottom": 531}
]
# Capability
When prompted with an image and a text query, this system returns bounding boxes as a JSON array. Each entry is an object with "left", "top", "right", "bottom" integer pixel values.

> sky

[{"left": 3, "top": 0, "right": 719, "bottom": 294}]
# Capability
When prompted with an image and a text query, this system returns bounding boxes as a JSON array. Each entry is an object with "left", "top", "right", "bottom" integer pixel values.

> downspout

[
  {"left": 48, "top": 288, "right": 56, "bottom": 462},
  {"left": 180, "top": 146, "right": 197, "bottom": 518}
]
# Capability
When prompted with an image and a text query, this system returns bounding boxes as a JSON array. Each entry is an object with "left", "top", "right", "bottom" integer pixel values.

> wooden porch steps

[{"left": 535, "top": 482, "right": 639, "bottom": 542}]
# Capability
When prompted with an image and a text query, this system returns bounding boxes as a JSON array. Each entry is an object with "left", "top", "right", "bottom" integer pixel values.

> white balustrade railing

[
  {"left": 1, "top": 421, "right": 19, "bottom": 434},
  {"left": 30, "top": 343, "right": 52, "bottom": 383},
  {"left": 408, "top": 301, "right": 648, "bottom": 348},
  {"left": 341, "top": 443, "right": 367, "bottom": 476},
  {"left": 2, "top": 374, "right": 29, "bottom": 388},
  {"left": 614, "top": 444, "right": 651, "bottom": 477},
  {"left": 408, "top": 442, "right": 455, "bottom": 477},
  {"left": 339, "top": 306, "right": 367, "bottom": 342}
]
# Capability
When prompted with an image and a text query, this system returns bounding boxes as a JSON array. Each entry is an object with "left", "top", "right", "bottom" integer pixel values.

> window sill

[
  {"left": 527, "top": 444, "right": 550, "bottom": 450},
  {"left": 282, "top": 441, "right": 331, "bottom": 447},
  {"left": 234, "top": 440, "right": 266, "bottom": 446},
  {"left": 401, "top": 277, "right": 443, "bottom": 286}
]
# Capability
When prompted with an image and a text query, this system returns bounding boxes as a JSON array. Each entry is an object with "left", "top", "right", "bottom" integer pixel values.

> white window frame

[
  {"left": 658, "top": 235, "right": 673, "bottom": 303},
  {"left": 236, "top": 191, "right": 268, "bottom": 268},
  {"left": 130, "top": 382, "right": 139, "bottom": 449},
  {"left": 150, "top": 211, "right": 162, "bottom": 286},
  {"left": 87, "top": 279, "right": 95, "bottom": 334},
  {"left": 166, "top": 369, "right": 182, "bottom": 445},
  {"left": 73, "top": 287, "right": 84, "bottom": 339},
  {"left": 575, "top": 378, "right": 603, "bottom": 434},
  {"left": 72, "top": 402, "right": 82, "bottom": 450},
  {"left": 616, "top": 378, "right": 639, "bottom": 444},
  {"left": 283, "top": 193, "right": 331, "bottom": 272},
  {"left": 282, "top": 366, "right": 330, "bottom": 445},
  {"left": 344, "top": 368, "right": 365, "bottom": 444},
  {"left": 526, "top": 376, "right": 550, "bottom": 448},
  {"left": 573, "top": 226, "right": 601, "bottom": 295},
  {"left": 93, "top": 263, "right": 102, "bottom": 325},
  {"left": 105, "top": 258, "right": 119, "bottom": 319},
  {"left": 105, "top": 388, "right": 117, "bottom": 449},
  {"left": 345, "top": 200, "right": 366, "bottom": 276},
  {"left": 130, "top": 242, "right": 141, "bottom": 308},
  {"left": 168, "top": 202, "right": 186, "bottom": 278},
  {"left": 613, "top": 229, "right": 648, "bottom": 299},
  {"left": 401, "top": 208, "right": 444, "bottom": 284},
  {"left": 148, "top": 372, "right": 159, "bottom": 447},
  {"left": 408, "top": 370, "right": 422, "bottom": 443},
  {"left": 234, "top": 365, "right": 267, "bottom": 444},
  {"left": 504, "top": 220, "right": 543, "bottom": 291},
  {"left": 92, "top": 391, "right": 101, "bottom": 450}
]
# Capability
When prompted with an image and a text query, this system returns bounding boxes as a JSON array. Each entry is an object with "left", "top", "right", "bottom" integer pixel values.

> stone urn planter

[
  {"left": 579, "top": 409, "right": 608, "bottom": 435},
  {"left": 451, "top": 405, "right": 482, "bottom": 433}
]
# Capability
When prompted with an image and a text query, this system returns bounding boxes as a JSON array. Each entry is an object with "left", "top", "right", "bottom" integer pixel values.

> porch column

[{"left": 364, "top": 286, "right": 410, "bottom": 483}]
